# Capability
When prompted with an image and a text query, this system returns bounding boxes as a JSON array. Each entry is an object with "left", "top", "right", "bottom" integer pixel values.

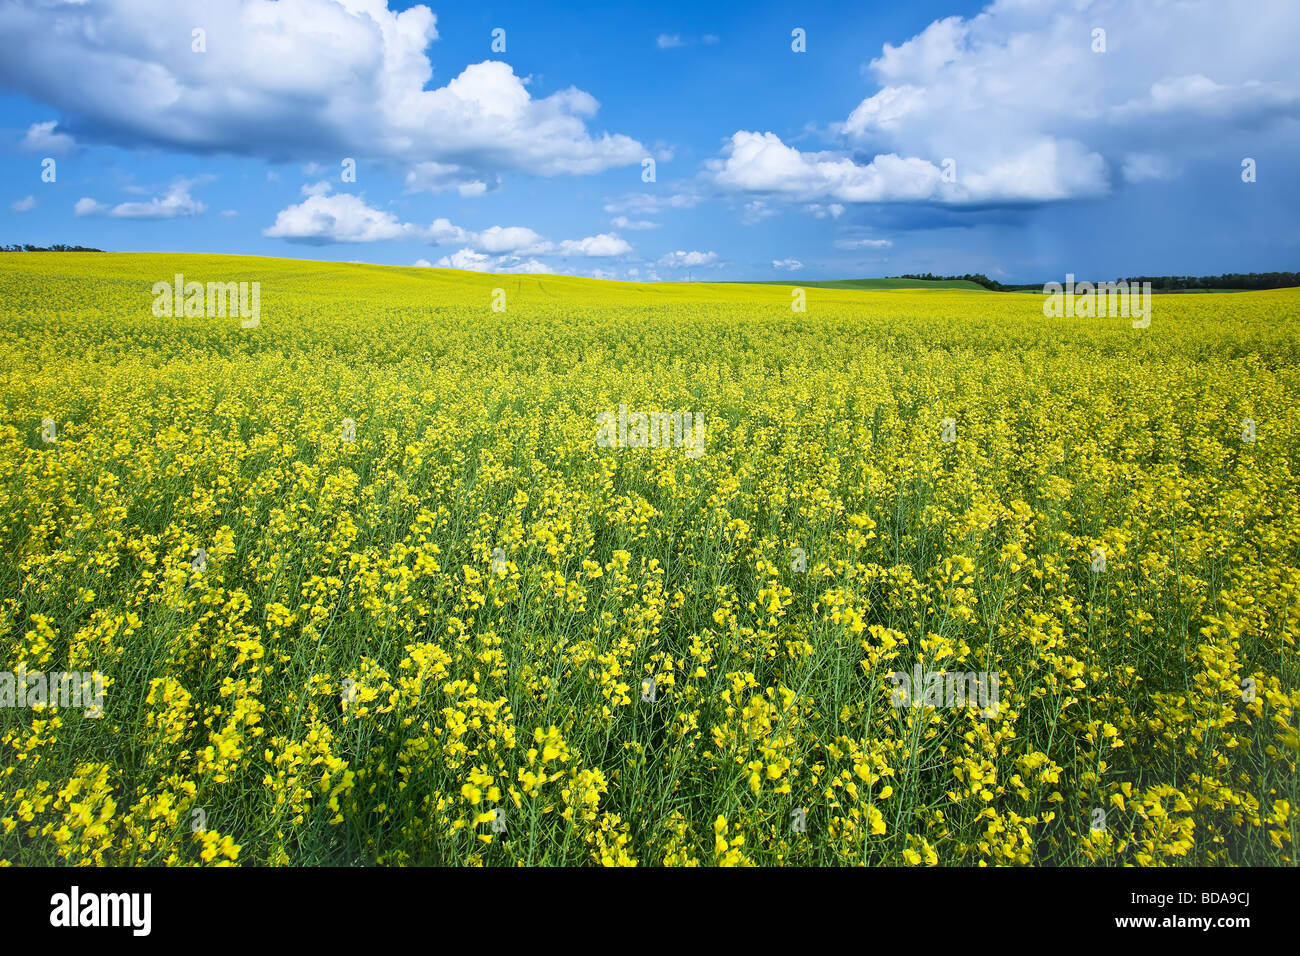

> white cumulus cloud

[
  {"left": 473, "top": 225, "right": 550, "bottom": 254},
  {"left": 75, "top": 179, "right": 207, "bottom": 219},
  {"left": 610, "top": 216, "right": 660, "bottom": 230},
  {"left": 19, "top": 120, "right": 75, "bottom": 155},
  {"left": 712, "top": 0, "right": 1300, "bottom": 206},
  {"left": 0, "top": 0, "right": 644, "bottom": 182},
  {"left": 436, "top": 248, "right": 493, "bottom": 271},
  {"left": 557, "top": 233, "right": 632, "bottom": 256},
  {"left": 434, "top": 249, "right": 550, "bottom": 273},
  {"left": 263, "top": 190, "right": 422, "bottom": 242},
  {"left": 405, "top": 162, "right": 494, "bottom": 197},
  {"left": 710, "top": 131, "right": 943, "bottom": 203},
  {"left": 658, "top": 250, "right": 717, "bottom": 268}
]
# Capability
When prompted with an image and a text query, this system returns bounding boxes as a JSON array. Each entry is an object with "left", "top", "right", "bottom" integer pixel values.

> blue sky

[{"left": 1, "top": 0, "right": 1297, "bottom": 282}]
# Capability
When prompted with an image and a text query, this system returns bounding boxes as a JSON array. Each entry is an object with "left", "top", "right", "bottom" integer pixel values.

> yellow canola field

[{"left": 0, "top": 252, "right": 1296, "bottom": 866}]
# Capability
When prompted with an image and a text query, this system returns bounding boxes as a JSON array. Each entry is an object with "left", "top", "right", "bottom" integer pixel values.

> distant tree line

[
  {"left": 899, "top": 272, "right": 1011, "bottom": 289},
  {"left": 1109, "top": 272, "right": 1300, "bottom": 291},
  {"left": 898, "top": 271, "right": 1300, "bottom": 291},
  {"left": 2, "top": 244, "right": 104, "bottom": 252}
]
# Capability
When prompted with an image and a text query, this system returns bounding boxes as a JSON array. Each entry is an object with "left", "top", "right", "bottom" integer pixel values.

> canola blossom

[{"left": 0, "top": 252, "right": 1296, "bottom": 866}]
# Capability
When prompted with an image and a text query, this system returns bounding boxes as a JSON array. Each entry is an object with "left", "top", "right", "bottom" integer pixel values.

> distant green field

[{"left": 739, "top": 277, "right": 989, "bottom": 291}]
